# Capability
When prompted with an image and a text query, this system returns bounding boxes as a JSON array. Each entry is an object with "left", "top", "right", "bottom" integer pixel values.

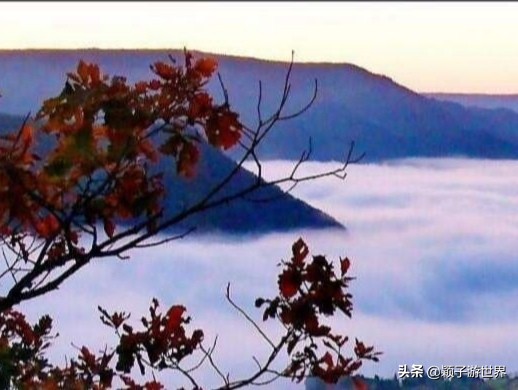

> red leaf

[
  {"left": 192, "top": 329, "right": 204, "bottom": 345},
  {"left": 340, "top": 257, "right": 351, "bottom": 276},
  {"left": 34, "top": 215, "right": 60, "bottom": 239},
  {"left": 104, "top": 218, "right": 115, "bottom": 238},
  {"left": 188, "top": 92, "right": 213, "bottom": 119},
  {"left": 194, "top": 58, "right": 218, "bottom": 77},
  {"left": 278, "top": 269, "right": 300, "bottom": 298},
  {"left": 206, "top": 110, "right": 242, "bottom": 150},
  {"left": 280, "top": 307, "right": 294, "bottom": 325},
  {"left": 165, "top": 305, "right": 185, "bottom": 333},
  {"left": 144, "top": 381, "right": 165, "bottom": 390},
  {"left": 321, "top": 351, "right": 334, "bottom": 368},
  {"left": 304, "top": 315, "right": 319, "bottom": 333},
  {"left": 292, "top": 238, "right": 309, "bottom": 265},
  {"left": 77, "top": 60, "right": 89, "bottom": 82},
  {"left": 152, "top": 62, "right": 175, "bottom": 80},
  {"left": 90, "top": 63, "right": 101, "bottom": 85},
  {"left": 80, "top": 346, "right": 97, "bottom": 369},
  {"left": 110, "top": 312, "right": 127, "bottom": 329},
  {"left": 218, "top": 111, "right": 242, "bottom": 150}
]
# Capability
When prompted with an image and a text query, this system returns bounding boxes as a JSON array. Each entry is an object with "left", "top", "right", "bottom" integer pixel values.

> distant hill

[
  {"left": 1, "top": 50, "right": 518, "bottom": 162},
  {"left": 306, "top": 374, "right": 511, "bottom": 389},
  {"left": 0, "top": 113, "right": 343, "bottom": 234},
  {"left": 425, "top": 92, "right": 518, "bottom": 113}
]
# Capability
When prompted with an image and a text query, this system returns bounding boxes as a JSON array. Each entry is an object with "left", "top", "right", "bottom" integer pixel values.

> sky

[
  {"left": 1, "top": 1, "right": 518, "bottom": 93},
  {"left": 20, "top": 158, "right": 518, "bottom": 386}
]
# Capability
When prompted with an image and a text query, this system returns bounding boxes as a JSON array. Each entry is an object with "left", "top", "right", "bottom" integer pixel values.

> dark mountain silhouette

[
  {"left": 1, "top": 49, "right": 518, "bottom": 162},
  {"left": 0, "top": 113, "right": 343, "bottom": 234},
  {"left": 425, "top": 92, "right": 518, "bottom": 113},
  {"left": 156, "top": 142, "right": 343, "bottom": 233}
]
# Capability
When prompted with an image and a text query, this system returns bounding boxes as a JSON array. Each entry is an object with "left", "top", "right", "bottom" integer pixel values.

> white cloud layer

[{"left": 18, "top": 158, "right": 518, "bottom": 387}]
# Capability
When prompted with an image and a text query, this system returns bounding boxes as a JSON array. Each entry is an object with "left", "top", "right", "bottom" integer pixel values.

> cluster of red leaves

[
  {"left": 0, "top": 309, "right": 58, "bottom": 388},
  {"left": 0, "top": 51, "right": 242, "bottom": 244},
  {"left": 98, "top": 298, "right": 203, "bottom": 378},
  {"left": 0, "top": 123, "right": 48, "bottom": 238},
  {"left": 0, "top": 239, "right": 378, "bottom": 388},
  {"left": 255, "top": 238, "right": 381, "bottom": 384},
  {"left": 0, "top": 309, "right": 53, "bottom": 380},
  {"left": 0, "top": 300, "right": 201, "bottom": 389}
]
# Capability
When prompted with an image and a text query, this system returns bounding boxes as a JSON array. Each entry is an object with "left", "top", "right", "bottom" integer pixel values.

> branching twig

[
  {"left": 225, "top": 283, "right": 275, "bottom": 349},
  {"left": 134, "top": 227, "right": 196, "bottom": 249}
]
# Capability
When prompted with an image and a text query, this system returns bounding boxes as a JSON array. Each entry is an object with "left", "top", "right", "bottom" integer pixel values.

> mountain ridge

[
  {"left": 1, "top": 49, "right": 518, "bottom": 163},
  {"left": 425, "top": 92, "right": 518, "bottom": 113}
]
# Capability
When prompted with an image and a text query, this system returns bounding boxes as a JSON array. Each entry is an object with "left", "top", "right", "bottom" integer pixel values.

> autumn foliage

[
  {"left": 0, "top": 51, "right": 378, "bottom": 388},
  {"left": 257, "top": 238, "right": 381, "bottom": 383},
  {"left": 0, "top": 240, "right": 377, "bottom": 388},
  {"left": 1, "top": 52, "right": 241, "bottom": 244}
]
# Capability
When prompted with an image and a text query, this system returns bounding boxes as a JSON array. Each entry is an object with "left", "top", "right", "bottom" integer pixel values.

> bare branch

[
  {"left": 134, "top": 227, "right": 196, "bottom": 249},
  {"left": 256, "top": 80, "right": 263, "bottom": 127},
  {"left": 186, "top": 336, "right": 218, "bottom": 374},
  {"left": 200, "top": 341, "right": 230, "bottom": 388},
  {"left": 217, "top": 73, "right": 230, "bottom": 106},
  {"left": 225, "top": 283, "right": 275, "bottom": 349}
]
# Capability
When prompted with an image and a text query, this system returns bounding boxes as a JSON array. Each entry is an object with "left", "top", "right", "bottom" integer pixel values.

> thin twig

[{"left": 225, "top": 283, "right": 275, "bottom": 349}]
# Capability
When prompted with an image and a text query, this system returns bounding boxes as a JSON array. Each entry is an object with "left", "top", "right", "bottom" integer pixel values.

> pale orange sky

[{"left": 1, "top": 1, "right": 518, "bottom": 93}]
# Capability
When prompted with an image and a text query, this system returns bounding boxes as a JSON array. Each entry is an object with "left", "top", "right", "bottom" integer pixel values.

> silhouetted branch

[
  {"left": 225, "top": 283, "right": 275, "bottom": 349},
  {"left": 134, "top": 227, "right": 196, "bottom": 249}
]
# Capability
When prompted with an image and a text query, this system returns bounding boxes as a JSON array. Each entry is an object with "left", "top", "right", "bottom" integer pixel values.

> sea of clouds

[{"left": 18, "top": 157, "right": 518, "bottom": 388}]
